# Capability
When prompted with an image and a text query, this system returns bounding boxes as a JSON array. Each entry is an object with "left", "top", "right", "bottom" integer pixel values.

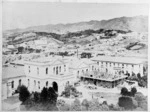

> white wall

[{"left": 95, "top": 61, "right": 143, "bottom": 76}]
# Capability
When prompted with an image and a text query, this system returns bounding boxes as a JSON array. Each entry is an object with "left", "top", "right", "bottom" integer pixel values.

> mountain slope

[{"left": 4, "top": 15, "right": 148, "bottom": 34}]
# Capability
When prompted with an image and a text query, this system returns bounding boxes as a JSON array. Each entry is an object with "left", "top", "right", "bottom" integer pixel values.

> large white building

[
  {"left": 24, "top": 57, "right": 76, "bottom": 94},
  {"left": 91, "top": 56, "right": 146, "bottom": 76},
  {"left": 2, "top": 57, "right": 77, "bottom": 99}
]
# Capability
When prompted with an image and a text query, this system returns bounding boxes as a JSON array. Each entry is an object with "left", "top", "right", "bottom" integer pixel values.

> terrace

[{"left": 80, "top": 70, "right": 127, "bottom": 88}]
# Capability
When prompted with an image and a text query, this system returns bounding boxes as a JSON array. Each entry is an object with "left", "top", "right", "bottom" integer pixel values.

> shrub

[
  {"left": 137, "top": 73, "right": 141, "bottom": 79},
  {"left": 47, "top": 87, "right": 58, "bottom": 103},
  {"left": 100, "top": 103, "right": 109, "bottom": 111},
  {"left": 59, "top": 103, "right": 70, "bottom": 111},
  {"left": 88, "top": 98, "right": 101, "bottom": 111},
  {"left": 70, "top": 99, "right": 81, "bottom": 111},
  {"left": 40, "top": 87, "right": 48, "bottom": 101},
  {"left": 19, "top": 85, "right": 30, "bottom": 103},
  {"left": 118, "top": 96, "right": 134, "bottom": 110},
  {"left": 81, "top": 99, "right": 89, "bottom": 110},
  {"left": 131, "top": 87, "right": 137, "bottom": 96},
  {"left": 34, "top": 92, "right": 40, "bottom": 102},
  {"left": 109, "top": 104, "right": 124, "bottom": 111},
  {"left": 61, "top": 85, "right": 79, "bottom": 98},
  {"left": 134, "top": 92, "right": 147, "bottom": 110},
  {"left": 120, "top": 87, "right": 128, "bottom": 96}
]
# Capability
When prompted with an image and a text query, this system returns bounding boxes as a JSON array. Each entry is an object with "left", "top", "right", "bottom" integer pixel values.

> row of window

[
  {"left": 28, "top": 65, "right": 66, "bottom": 75},
  {"left": 27, "top": 79, "right": 53, "bottom": 90},
  {"left": 99, "top": 62, "right": 134, "bottom": 68},
  {"left": 11, "top": 79, "right": 22, "bottom": 89}
]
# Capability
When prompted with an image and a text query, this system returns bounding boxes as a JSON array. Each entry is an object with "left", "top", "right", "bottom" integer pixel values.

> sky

[{"left": 2, "top": 2, "right": 149, "bottom": 30}]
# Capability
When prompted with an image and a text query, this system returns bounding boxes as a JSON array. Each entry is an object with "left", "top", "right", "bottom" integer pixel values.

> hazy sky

[{"left": 2, "top": 2, "right": 149, "bottom": 30}]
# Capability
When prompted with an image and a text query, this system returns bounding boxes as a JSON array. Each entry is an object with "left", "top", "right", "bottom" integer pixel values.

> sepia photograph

[{"left": 1, "top": 1, "right": 149, "bottom": 111}]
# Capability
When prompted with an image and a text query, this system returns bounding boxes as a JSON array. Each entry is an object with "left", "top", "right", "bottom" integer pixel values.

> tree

[
  {"left": 59, "top": 103, "right": 70, "bottom": 111},
  {"left": 131, "top": 87, "right": 137, "bottom": 96},
  {"left": 100, "top": 103, "right": 109, "bottom": 111},
  {"left": 118, "top": 96, "right": 134, "bottom": 110},
  {"left": 70, "top": 99, "right": 81, "bottom": 111},
  {"left": 47, "top": 87, "right": 58, "bottom": 104},
  {"left": 34, "top": 92, "right": 40, "bottom": 102},
  {"left": 81, "top": 99, "right": 89, "bottom": 110},
  {"left": 18, "top": 47, "right": 24, "bottom": 53},
  {"left": 40, "top": 87, "right": 48, "bottom": 101},
  {"left": 137, "top": 73, "right": 141, "bottom": 79},
  {"left": 134, "top": 92, "right": 147, "bottom": 110},
  {"left": 19, "top": 85, "right": 30, "bottom": 103},
  {"left": 88, "top": 98, "right": 101, "bottom": 111},
  {"left": 121, "top": 87, "right": 128, "bottom": 96}
]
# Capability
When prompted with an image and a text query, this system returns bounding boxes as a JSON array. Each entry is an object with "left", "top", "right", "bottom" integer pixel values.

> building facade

[{"left": 92, "top": 56, "right": 145, "bottom": 77}]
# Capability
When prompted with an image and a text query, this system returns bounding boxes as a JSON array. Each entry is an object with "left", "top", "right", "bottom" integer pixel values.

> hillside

[{"left": 4, "top": 15, "right": 148, "bottom": 34}]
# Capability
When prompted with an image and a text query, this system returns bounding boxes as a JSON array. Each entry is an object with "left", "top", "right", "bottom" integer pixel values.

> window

[
  {"left": 11, "top": 81, "right": 14, "bottom": 89},
  {"left": 86, "top": 69, "right": 88, "bottom": 72},
  {"left": 56, "top": 67, "right": 58, "bottom": 75},
  {"left": 38, "top": 81, "right": 40, "bottom": 89},
  {"left": 46, "top": 81, "right": 48, "bottom": 87},
  {"left": 92, "top": 66, "right": 94, "bottom": 70},
  {"left": 64, "top": 65, "right": 66, "bottom": 71},
  {"left": 46, "top": 68, "right": 48, "bottom": 75},
  {"left": 19, "top": 79, "right": 21, "bottom": 86},
  {"left": 37, "top": 67, "right": 39, "bottom": 75},
  {"left": 34, "top": 80, "right": 36, "bottom": 87},
  {"left": 53, "top": 67, "right": 55, "bottom": 74},
  {"left": 28, "top": 66, "right": 30, "bottom": 73},
  {"left": 59, "top": 66, "right": 61, "bottom": 72}
]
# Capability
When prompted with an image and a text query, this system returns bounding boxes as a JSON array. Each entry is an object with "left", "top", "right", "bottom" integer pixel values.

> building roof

[
  {"left": 91, "top": 56, "right": 147, "bottom": 64},
  {"left": 24, "top": 56, "right": 68, "bottom": 66},
  {"left": 69, "top": 58, "right": 96, "bottom": 69},
  {"left": 2, "top": 66, "right": 25, "bottom": 81},
  {"left": 10, "top": 60, "right": 25, "bottom": 66}
]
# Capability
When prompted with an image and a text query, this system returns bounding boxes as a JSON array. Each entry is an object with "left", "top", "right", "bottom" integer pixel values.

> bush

[
  {"left": 137, "top": 73, "right": 141, "bottom": 79},
  {"left": 88, "top": 98, "right": 101, "bottom": 111},
  {"left": 19, "top": 85, "right": 30, "bottom": 103},
  {"left": 59, "top": 103, "right": 70, "bottom": 111},
  {"left": 47, "top": 87, "right": 58, "bottom": 103},
  {"left": 121, "top": 87, "right": 128, "bottom": 96},
  {"left": 70, "top": 99, "right": 81, "bottom": 111},
  {"left": 134, "top": 92, "right": 147, "bottom": 110},
  {"left": 40, "top": 87, "right": 48, "bottom": 101},
  {"left": 118, "top": 96, "right": 134, "bottom": 110},
  {"left": 61, "top": 85, "right": 80, "bottom": 98},
  {"left": 34, "top": 92, "right": 40, "bottom": 102},
  {"left": 81, "top": 99, "right": 89, "bottom": 110},
  {"left": 131, "top": 87, "right": 137, "bottom": 96}
]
